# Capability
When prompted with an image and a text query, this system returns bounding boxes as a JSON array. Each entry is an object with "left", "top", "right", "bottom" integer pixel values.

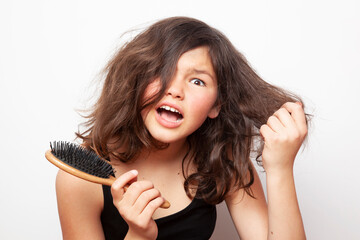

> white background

[{"left": 1, "top": 0, "right": 359, "bottom": 239}]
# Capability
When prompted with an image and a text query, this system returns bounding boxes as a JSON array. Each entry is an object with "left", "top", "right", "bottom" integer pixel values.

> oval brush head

[
  {"left": 46, "top": 141, "right": 116, "bottom": 186},
  {"left": 50, "top": 141, "right": 115, "bottom": 178},
  {"left": 45, "top": 141, "right": 170, "bottom": 208}
]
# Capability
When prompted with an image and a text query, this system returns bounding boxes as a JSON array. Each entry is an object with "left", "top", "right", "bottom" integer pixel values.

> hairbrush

[{"left": 45, "top": 141, "right": 170, "bottom": 208}]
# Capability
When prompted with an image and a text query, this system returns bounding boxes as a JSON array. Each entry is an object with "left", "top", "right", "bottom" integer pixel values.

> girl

[{"left": 56, "top": 17, "right": 308, "bottom": 240}]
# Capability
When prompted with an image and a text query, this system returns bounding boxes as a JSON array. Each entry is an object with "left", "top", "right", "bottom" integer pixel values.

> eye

[{"left": 190, "top": 78, "right": 205, "bottom": 86}]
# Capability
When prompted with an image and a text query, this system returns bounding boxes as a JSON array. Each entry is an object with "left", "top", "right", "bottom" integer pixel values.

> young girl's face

[{"left": 142, "top": 46, "right": 220, "bottom": 144}]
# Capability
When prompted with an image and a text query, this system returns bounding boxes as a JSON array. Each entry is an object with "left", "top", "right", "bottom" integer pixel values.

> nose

[{"left": 166, "top": 78, "right": 184, "bottom": 100}]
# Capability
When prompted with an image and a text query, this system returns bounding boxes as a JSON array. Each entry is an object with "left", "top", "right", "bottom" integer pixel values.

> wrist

[
  {"left": 266, "top": 167, "right": 295, "bottom": 200},
  {"left": 265, "top": 167, "right": 294, "bottom": 178},
  {"left": 265, "top": 168, "right": 295, "bottom": 191},
  {"left": 124, "top": 234, "right": 149, "bottom": 240},
  {"left": 125, "top": 229, "right": 156, "bottom": 240},
  {"left": 264, "top": 157, "right": 294, "bottom": 177}
]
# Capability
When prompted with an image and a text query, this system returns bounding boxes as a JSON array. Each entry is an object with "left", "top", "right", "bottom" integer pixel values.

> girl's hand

[
  {"left": 111, "top": 170, "right": 165, "bottom": 240},
  {"left": 259, "top": 102, "right": 308, "bottom": 174}
]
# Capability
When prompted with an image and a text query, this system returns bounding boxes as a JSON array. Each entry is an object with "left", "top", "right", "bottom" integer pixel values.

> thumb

[{"left": 111, "top": 170, "right": 138, "bottom": 196}]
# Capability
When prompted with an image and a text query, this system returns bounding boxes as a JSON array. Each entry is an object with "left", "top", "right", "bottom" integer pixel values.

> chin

[
  {"left": 153, "top": 136, "right": 180, "bottom": 144},
  {"left": 150, "top": 132, "right": 186, "bottom": 145}
]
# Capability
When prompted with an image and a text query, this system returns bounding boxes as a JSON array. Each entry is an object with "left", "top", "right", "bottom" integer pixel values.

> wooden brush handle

[{"left": 45, "top": 150, "right": 170, "bottom": 208}]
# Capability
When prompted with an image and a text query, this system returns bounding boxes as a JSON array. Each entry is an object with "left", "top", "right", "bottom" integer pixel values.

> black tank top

[{"left": 100, "top": 185, "right": 217, "bottom": 240}]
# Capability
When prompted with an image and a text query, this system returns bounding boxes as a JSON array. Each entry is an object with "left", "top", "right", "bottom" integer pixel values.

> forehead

[{"left": 176, "top": 46, "right": 216, "bottom": 81}]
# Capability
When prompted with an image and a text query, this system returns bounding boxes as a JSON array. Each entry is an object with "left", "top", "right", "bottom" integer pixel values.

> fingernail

[
  {"left": 130, "top": 170, "right": 138, "bottom": 176},
  {"left": 296, "top": 102, "right": 303, "bottom": 107}
]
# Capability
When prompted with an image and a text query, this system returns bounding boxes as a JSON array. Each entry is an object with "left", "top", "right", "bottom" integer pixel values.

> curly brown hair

[{"left": 77, "top": 16, "right": 306, "bottom": 204}]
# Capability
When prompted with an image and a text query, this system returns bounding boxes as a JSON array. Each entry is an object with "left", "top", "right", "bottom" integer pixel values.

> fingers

[
  {"left": 134, "top": 188, "right": 163, "bottom": 211},
  {"left": 281, "top": 102, "right": 307, "bottom": 133},
  {"left": 259, "top": 102, "right": 308, "bottom": 172},
  {"left": 124, "top": 181, "right": 159, "bottom": 213},
  {"left": 259, "top": 124, "right": 273, "bottom": 141},
  {"left": 111, "top": 170, "right": 138, "bottom": 202},
  {"left": 111, "top": 170, "right": 138, "bottom": 201},
  {"left": 266, "top": 115, "right": 285, "bottom": 133},
  {"left": 111, "top": 170, "right": 164, "bottom": 223},
  {"left": 264, "top": 102, "right": 306, "bottom": 131},
  {"left": 260, "top": 102, "right": 308, "bottom": 141},
  {"left": 273, "top": 108, "right": 296, "bottom": 130},
  {"left": 111, "top": 174, "right": 161, "bottom": 240},
  {"left": 141, "top": 196, "right": 165, "bottom": 220}
]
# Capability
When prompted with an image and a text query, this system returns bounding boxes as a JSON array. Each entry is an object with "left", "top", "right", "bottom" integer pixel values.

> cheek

[
  {"left": 141, "top": 80, "right": 161, "bottom": 123},
  {"left": 191, "top": 92, "right": 218, "bottom": 117},
  {"left": 142, "top": 79, "right": 161, "bottom": 104}
]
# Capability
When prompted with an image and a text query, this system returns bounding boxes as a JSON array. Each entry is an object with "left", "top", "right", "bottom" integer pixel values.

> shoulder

[
  {"left": 56, "top": 169, "right": 104, "bottom": 204},
  {"left": 56, "top": 170, "right": 105, "bottom": 239}
]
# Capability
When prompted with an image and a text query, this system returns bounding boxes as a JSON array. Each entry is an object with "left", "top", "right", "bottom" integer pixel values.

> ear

[{"left": 207, "top": 104, "right": 220, "bottom": 119}]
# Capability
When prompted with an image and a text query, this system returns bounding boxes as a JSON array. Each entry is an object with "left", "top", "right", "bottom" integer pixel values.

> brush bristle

[{"left": 50, "top": 141, "right": 115, "bottom": 178}]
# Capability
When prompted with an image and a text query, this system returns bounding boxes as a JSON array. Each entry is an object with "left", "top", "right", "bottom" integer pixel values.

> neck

[{"left": 137, "top": 139, "right": 189, "bottom": 165}]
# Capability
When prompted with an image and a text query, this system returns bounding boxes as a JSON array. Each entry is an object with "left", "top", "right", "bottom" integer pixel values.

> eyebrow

[{"left": 190, "top": 68, "right": 215, "bottom": 81}]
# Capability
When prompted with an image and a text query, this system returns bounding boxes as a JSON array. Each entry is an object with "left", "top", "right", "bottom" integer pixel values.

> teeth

[{"left": 160, "top": 105, "right": 181, "bottom": 114}]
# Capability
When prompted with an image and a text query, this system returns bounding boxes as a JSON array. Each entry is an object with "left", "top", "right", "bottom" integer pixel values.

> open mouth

[{"left": 156, "top": 105, "right": 184, "bottom": 122}]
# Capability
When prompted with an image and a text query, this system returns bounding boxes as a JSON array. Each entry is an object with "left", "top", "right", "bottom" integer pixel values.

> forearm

[{"left": 266, "top": 169, "right": 306, "bottom": 240}]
